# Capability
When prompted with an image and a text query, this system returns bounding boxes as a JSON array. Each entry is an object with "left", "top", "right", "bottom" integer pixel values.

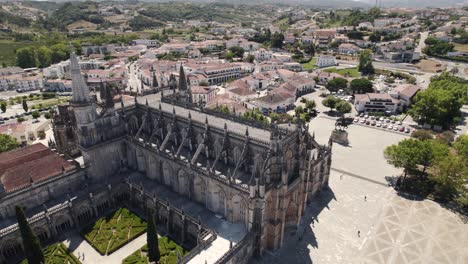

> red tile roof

[{"left": 0, "top": 143, "right": 76, "bottom": 193}]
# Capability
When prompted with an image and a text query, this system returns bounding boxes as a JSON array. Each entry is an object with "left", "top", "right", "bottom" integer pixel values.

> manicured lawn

[
  {"left": 122, "top": 237, "right": 189, "bottom": 264},
  {"left": 301, "top": 57, "right": 317, "bottom": 70},
  {"left": 324, "top": 67, "right": 360, "bottom": 78},
  {"left": 275, "top": 18, "right": 290, "bottom": 31},
  {"left": 0, "top": 40, "right": 40, "bottom": 67},
  {"left": 20, "top": 243, "right": 81, "bottom": 264},
  {"left": 81, "top": 208, "right": 147, "bottom": 255}
]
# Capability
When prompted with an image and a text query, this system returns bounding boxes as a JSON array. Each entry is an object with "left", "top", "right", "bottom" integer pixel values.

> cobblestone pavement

[{"left": 253, "top": 116, "right": 468, "bottom": 264}]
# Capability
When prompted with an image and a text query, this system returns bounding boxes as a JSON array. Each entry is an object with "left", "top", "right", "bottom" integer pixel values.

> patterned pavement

[{"left": 357, "top": 196, "right": 468, "bottom": 264}]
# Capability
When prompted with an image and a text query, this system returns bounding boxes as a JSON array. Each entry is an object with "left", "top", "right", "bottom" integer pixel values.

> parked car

[
  {"left": 385, "top": 119, "right": 391, "bottom": 123},
  {"left": 371, "top": 121, "right": 376, "bottom": 126},
  {"left": 393, "top": 126, "right": 399, "bottom": 131},
  {"left": 388, "top": 125, "right": 393, "bottom": 130},
  {"left": 364, "top": 114, "right": 369, "bottom": 119},
  {"left": 366, "top": 120, "right": 371, "bottom": 125},
  {"left": 379, "top": 117, "right": 385, "bottom": 122},
  {"left": 359, "top": 113, "right": 364, "bottom": 117},
  {"left": 391, "top": 120, "right": 396, "bottom": 124},
  {"left": 354, "top": 118, "right": 359, "bottom": 123},
  {"left": 405, "top": 128, "right": 411, "bottom": 133},
  {"left": 399, "top": 126, "right": 405, "bottom": 132},
  {"left": 376, "top": 122, "right": 382, "bottom": 127},
  {"left": 383, "top": 124, "right": 388, "bottom": 128},
  {"left": 361, "top": 119, "right": 366, "bottom": 124},
  {"left": 370, "top": 116, "right": 376, "bottom": 120}
]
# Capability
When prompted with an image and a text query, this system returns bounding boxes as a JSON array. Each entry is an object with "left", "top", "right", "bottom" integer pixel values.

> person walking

[{"left": 358, "top": 230, "right": 361, "bottom": 237}]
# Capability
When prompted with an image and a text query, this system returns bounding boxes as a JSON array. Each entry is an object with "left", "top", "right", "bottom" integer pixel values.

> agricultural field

[
  {"left": 20, "top": 243, "right": 81, "bottom": 264},
  {"left": 81, "top": 208, "right": 147, "bottom": 255},
  {"left": 122, "top": 237, "right": 189, "bottom": 264},
  {"left": 324, "top": 67, "right": 360, "bottom": 77}
]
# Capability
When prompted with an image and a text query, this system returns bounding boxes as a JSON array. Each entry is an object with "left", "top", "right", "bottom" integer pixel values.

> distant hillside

[
  {"left": 357, "top": 0, "right": 466, "bottom": 8},
  {"left": 142, "top": 0, "right": 370, "bottom": 8}
]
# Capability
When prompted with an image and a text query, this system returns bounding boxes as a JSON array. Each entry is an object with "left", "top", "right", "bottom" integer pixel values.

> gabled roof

[{"left": 0, "top": 143, "right": 76, "bottom": 193}]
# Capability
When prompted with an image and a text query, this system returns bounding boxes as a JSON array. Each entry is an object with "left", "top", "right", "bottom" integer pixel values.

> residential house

[
  {"left": 316, "top": 55, "right": 337, "bottom": 68},
  {"left": 191, "top": 86, "right": 217, "bottom": 105},
  {"left": 338, "top": 43, "right": 360, "bottom": 56}
]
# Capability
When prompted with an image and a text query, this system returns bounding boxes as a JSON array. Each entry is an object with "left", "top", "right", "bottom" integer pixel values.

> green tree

[
  {"left": 146, "top": 209, "right": 160, "bottom": 262},
  {"left": 350, "top": 78, "right": 374, "bottom": 94},
  {"left": 15, "top": 205, "right": 45, "bottom": 264},
  {"left": 1, "top": 102, "right": 7, "bottom": 113},
  {"left": 326, "top": 77, "right": 348, "bottom": 93},
  {"left": 453, "top": 135, "right": 468, "bottom": 158},
  {"left": 430, "top": 153, "right": 468, "bottom": 202},
  {"left": 358, "top": 49, "right": 375, "bottom": 75},
  {"left": 50, "top": 43, "right": 69, "bottom": 64},
  {"left": 302, "top": 43, "right": 315, "bottom": 57},
  {"left": 225, "top": 51, "right": 235, "bottom": 62},
  {"left": 0, "top": 134, "right": 19, "bottom": 153},
  {"left": 305, "top": 99, "right": 316, "bottom": 113},
  {"left": 411, "top": 129, "right": 433, "bottom": 141},
  {"left": 271, "top": 32, "right": 285, "bottom": 48},
  {"left": 22, "top": 99, "right": 28, "bottom": 112},
  {"left": 322, "top": 95, "right": 339, "bottom": 111},
  {"left": 409, "top": 88, "right": 462, "bottom": 129},
  {"left": 384, "top": 138, "right": 423, "bottom": 180},
  {"left": 32, "top": 110, "right": 40, "bottom": 120},
  {"left": 335, "top": 100, "right": 352, "bottom": 116},
  {"left": 245, "top": 54, "right": 255, "bottom": 63},
  {"left": 36, "top": 46, "right": 52, "bottom": 68},
  {"left": 16, "top": 47, "right": 37, "bottom": 68}
]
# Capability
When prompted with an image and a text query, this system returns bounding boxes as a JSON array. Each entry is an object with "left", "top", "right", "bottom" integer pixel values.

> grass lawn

[
  {"left": 0, "top": 40, "right": 40, "bottom": 67},
  {"left": 275, "top": 17, "right": 290, "bottom": 31},
  {"left": 301, "top": 57, "right": 317, "bottom": 70},
  {"left": 324, "top": 67, "right": 360, "bottom": 78},
  {"left": 20, "top": 243, "right": 81, "bottom": 264},
  {"left": 81, "top": 208, "right": 147, "bottom": 255},
  {"left": 122, "top": 237, "right": 189, "bottom": 264}
]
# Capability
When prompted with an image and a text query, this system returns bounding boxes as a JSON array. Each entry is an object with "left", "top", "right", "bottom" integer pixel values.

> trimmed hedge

[{"left": 81, "top": 208, "right": 147, "bottom": 255}]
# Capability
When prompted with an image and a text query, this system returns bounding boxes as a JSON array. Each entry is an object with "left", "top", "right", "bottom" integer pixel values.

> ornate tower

[{"left": 70, "top": 50, "right": 97, "bottom": 148}]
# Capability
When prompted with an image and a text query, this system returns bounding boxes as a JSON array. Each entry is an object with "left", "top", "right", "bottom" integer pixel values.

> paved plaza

[{"left": 253, "top": 116, "right": 468, "bottom": 264}]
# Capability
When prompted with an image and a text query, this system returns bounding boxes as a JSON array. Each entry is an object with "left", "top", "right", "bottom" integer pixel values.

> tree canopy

[
  {"left": 350, "top": 78, "right": 374, "bottom": 94},
  {"left": 326, "top": 77, "right": 348, "bottom": 93},
  {"left": 16, "top": 206, "right": 45, "bottom": 264},
  {"left": 358, "top": 49, "right": 375, "bottom": 75},
  {"left": 0, "top": 134, "right": 20, "bottom": 153}
]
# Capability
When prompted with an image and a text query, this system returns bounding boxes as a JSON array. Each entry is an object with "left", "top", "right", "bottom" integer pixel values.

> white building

[
  {"left": 254, "top": 48, "right": 273, "bottom": 61},
  {"left": 354, "top": 93, "right": 400, "bottom": 113},
  {"left": 132, "top": 39, "right": 159, "bottom": 48},
  {"left": 0, "top": 74, "right": 44, "bottom": 91},
  {"left": 191, "top": 86, "right": 216, "bottom": 105},
  {"left": 315, "top": 55, "right": 337, "bottom": 68}
]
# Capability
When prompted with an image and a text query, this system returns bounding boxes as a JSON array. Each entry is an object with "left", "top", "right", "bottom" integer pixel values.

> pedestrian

[
  {"left": 83, "top": 253, "right": 85, "bottom": 260},
  {"left": 364, "top": 196, "right": 367, "bottom": 201},
  {"left": 340, "top": 174, "right": 343, "bottom": 180},
  {"left": 358, "top": 230, "right": 360, "bottom": 237}
]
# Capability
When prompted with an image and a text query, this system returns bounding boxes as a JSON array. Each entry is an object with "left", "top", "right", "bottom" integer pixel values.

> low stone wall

[{"left": 214, "top": 232, "right": 255, "bottom": 264}]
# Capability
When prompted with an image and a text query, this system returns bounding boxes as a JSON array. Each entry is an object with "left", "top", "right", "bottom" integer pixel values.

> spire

[{"left": 70, "top": 48, "right": 91, "bottom": 104}]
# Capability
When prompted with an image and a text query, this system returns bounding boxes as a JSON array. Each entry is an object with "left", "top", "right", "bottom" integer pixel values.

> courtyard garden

[
  {"left": 20, "top": 243, "right": 81, "bottom": 264},
  {"left": 81, "top": 208, "right": 147, "bottom": 255},
  {"left": 122, "top": 237, "right": 189, "bottom": 264}
]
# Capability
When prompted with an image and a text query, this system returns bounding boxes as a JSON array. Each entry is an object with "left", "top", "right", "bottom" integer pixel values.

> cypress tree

[
  {"left": 15, "top": 206, "right": 44, "bottom": 264},
  {"left": 178, "top": 65, "right": 187, "bottom": 91},
  {"left": 147, "top": 208, "right": 160, "bottom": 262},
  {"left": 22, "top": 99, "right": 28, "bottom": 112}
]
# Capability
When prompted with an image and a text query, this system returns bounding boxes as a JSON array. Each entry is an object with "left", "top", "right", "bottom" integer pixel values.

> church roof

[{"left": 0, "top": 143, "right": 76, "bottom": 193}]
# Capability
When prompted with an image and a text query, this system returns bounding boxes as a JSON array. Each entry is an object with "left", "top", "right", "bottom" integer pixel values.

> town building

[
  {"left": 353, "top": 93, "right": 400, "bottom": 113},
  {"left": 316, "top": 55, "right": 337, "bottom": 68}
]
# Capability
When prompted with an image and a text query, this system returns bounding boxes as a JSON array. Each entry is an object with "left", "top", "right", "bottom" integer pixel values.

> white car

[
  {"left": 382, "top": 124, "right": 388, "bottom": 128},
  {"left": 393, "top": 126, "right": 399, "bottom": 131},
  {"left": 388, "top": 125, "right": 393, "bottom": 130},
  {"left": 376, "top": 122, "right": 382, "bottom": 127}
]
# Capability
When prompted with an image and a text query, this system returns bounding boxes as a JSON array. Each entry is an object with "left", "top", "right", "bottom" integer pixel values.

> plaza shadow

[{"left": 250, "top": 186, "right": 336, "bottom": 264}]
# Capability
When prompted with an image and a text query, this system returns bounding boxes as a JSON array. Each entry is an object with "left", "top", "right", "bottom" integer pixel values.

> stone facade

[{"left": 0, "top": 52, "right": 332, "bottom": 263}]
